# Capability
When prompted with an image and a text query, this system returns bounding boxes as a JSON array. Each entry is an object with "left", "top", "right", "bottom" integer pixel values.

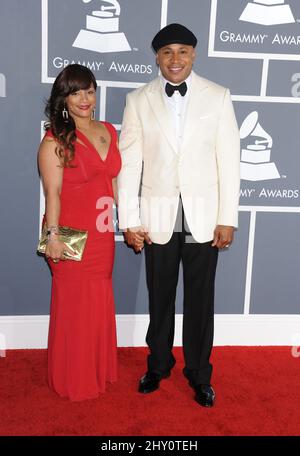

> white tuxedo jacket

[{"left": 118, "top": 71, "right": 240, "bottom": 244}]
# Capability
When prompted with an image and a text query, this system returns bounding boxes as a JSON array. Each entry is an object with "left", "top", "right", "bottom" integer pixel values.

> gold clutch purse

[{"left": 37, "top": 225, "right": 88, "bottom": 261}]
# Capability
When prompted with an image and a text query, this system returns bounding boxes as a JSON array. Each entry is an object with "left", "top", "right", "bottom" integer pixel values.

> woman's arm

[
  {"left": 38, "top": 136, "right": 63, "bottom": 227},
  {"left": 38, "top": 136, "right": 69, "bottom": 261}
]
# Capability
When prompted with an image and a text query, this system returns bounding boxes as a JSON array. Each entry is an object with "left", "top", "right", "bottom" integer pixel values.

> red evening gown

[{"left": 45, "top": 122, "right": 121, "bottom": 401}]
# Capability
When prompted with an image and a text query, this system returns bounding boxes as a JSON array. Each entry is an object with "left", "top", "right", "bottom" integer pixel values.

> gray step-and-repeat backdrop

[{"left": 1, "top": 0, "right": 300, "bottom": 347}]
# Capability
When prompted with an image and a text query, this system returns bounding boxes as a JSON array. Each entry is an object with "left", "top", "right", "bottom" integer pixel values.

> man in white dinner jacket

[{"left": 117, "top": 24, "right": 240, "bottom": 407}]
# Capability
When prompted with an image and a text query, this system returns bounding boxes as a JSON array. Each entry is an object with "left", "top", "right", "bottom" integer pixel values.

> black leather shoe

[
  {"left": 138, "top": 371, "right": 170, "bottom": 394},
  {"left": 193, "top": 384, "right": 215, "bottom": 407}
]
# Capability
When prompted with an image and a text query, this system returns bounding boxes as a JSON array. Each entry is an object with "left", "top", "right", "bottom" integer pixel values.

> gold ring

[{"left": 53, "top": 259, "right": 59, "bottom": 263}]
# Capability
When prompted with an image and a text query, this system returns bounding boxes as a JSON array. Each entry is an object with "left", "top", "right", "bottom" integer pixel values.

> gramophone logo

[
  {"left": 240, "top": 111, "right": 281, "bottom": 181},
  {"left": 73, "top": 0, "right": 131, "bottom": 53},
  {"left": 0, "top": 73, "right": 6, "bottom": 97},
  {"left": 239, "top": 0, "right": 295, "bottom": 26}
]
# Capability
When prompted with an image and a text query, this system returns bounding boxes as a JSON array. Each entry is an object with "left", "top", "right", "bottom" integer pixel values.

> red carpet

[{"left": 0, "top": 347, "right": 299, "bottom": 436}]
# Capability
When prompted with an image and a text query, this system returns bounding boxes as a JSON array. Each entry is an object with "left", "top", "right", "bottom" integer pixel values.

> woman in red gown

[{"left": 38, "top": 64, "right": 121, "bottom": 401}]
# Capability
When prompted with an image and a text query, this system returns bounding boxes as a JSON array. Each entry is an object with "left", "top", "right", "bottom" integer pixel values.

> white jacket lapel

[
  {"left": 180, "top": 72, "right": 210, "bottom": 152},
  {"left": 145, "top": 78, "right": 178, "bottom": 154}
]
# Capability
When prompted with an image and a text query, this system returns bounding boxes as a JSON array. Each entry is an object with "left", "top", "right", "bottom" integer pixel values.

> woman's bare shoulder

[{"left": 38, "top": 134, "right": 58, "bottom": 158}]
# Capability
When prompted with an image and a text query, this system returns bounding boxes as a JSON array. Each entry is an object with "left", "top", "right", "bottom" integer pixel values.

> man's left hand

[{"left": 212, "top": 225, "right": 234, "bottom": 249}]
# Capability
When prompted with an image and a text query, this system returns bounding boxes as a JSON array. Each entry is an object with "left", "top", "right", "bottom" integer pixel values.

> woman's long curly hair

[{"left": 45, "top": 64, "right": 97, "bottom": 167}]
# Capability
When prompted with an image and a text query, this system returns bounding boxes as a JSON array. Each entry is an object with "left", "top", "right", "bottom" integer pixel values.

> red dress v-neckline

[{"left": 76, "top": 125, "right": 112, "bottom": 163}]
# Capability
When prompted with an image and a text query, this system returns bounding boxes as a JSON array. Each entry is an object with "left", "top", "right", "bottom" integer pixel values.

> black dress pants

[{"left": 144, "top": 199, "right": 218, "bottom": 386}]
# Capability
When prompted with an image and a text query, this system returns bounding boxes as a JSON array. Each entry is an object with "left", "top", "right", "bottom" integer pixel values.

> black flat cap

[{"left": 152, "top": 23, "right": 197, "bottom": 52}]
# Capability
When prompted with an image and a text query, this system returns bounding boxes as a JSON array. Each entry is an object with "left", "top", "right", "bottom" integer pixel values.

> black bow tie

[{"left": 165, "top": 81, "right": 187, "bottom": 97}]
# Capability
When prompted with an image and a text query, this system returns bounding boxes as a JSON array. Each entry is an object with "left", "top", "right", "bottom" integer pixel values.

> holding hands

[{"left": 124, "top": 226, "right": 152, "bottom": 253}]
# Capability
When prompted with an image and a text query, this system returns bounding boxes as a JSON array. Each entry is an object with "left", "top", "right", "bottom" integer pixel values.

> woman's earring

[
  {"left": 62, "top": 106, "right": 69, "bottom": 121},
  {"left": 91, "top": 108, "right": 96, "bottom": 120}
]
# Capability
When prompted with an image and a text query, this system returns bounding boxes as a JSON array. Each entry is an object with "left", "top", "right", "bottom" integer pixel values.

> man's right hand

[{"left": 124, "top": 226, "right": 152, "bottom": 252}]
